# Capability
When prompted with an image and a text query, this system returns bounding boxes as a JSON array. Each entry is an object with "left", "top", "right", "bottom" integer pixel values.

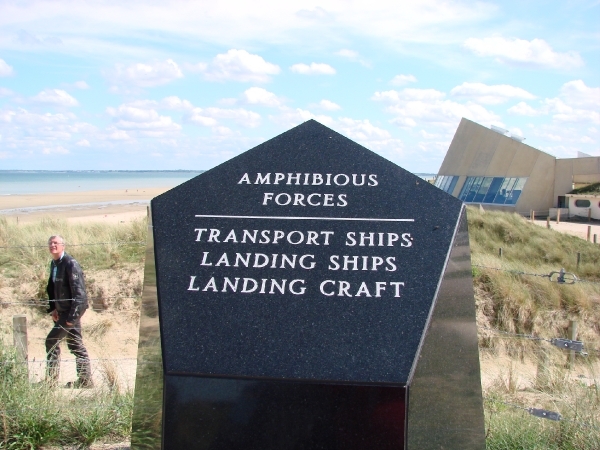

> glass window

[
  {"left": 483, "top": 177, "right": 504, "bottom": 203},
  {"left": 447, "top": 176, "right": 458, "bottom": 196},
  {"left": 459, "top": 176, "right": 528, "bottom": 205},
  {"left": 458, "top": 177, "right": 475, "bottom": 200},
  {"left": 464, "top": 177, "right": 483, "bottom": 202},
  {"left": 575, "top": 199, "right": 591, "bottom": 207},
  {"left": 493, "top": 178, "right": 512, "bottom": 204},
  {"left": 435, "top": 176, "right": 459, "bottom": 194},
  {"left": 473, "top": 177, "right": 492, "bottom": 202},
  {"left": 506, "top": 178, "right": 526, "bottom": 205}
]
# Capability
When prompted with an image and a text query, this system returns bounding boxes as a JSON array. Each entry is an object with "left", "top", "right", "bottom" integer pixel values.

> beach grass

[
  {"left": 1, "top": 208, "right": 600, "bottom": 447},
  {"left": 0, "top": 216, "right": 147, "bottom": 312},
  {"left": 468, "top": 206, "right": 600, "bottom": 447},
  {"left": 0, "top": 333, "right": 133, "bottom": 449}
]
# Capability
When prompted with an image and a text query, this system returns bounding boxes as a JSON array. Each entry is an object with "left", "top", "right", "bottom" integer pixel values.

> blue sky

[{"left": 0, "top": 0, "right": 598, "bottom": 172}]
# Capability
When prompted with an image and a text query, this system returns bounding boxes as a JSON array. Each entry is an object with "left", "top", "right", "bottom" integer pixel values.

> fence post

[
  {"left": 595, "top": 234, "right": 598, "bottom": 244},
  {"left": 530, "top": 210, "right": 535, "bottom": 222},
  {"left": 567, "top": 320, "right": 578, "bottom": 369},
  {"left": 576, "top": 252, "right": 581, "bottom": 268},
  {"left": 498, "top": 247, "right": 503, "bottom": 259},
  {"left": 546, "top": 217, "right": 550, "bottom": 229},
  {"left": 587, "top": 226, "right": 591, "bottom": 242},
  {"left": 588, "top": 209, "right": 592, "bottom": 222},
  {"left": 13, "top": 315, "right": 28, "bottom": 368},
  {"left": 536, "top": 346, "right": 550, "bottom": 389},
  {"left": 556, "top": 209, "right": 560, "bottom": 224}
]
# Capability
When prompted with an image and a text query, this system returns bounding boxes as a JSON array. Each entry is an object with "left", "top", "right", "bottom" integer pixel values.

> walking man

[{"left": 46, "top": 235, "right": 93, "bottom": 388}]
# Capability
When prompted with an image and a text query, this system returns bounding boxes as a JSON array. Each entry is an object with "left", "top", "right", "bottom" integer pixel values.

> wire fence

[
  {"left": 0, "top": 241, "right": 146, "bottom": 249},
  {"left": 1, "top": 240, "right": 599, "bottom": 433}
]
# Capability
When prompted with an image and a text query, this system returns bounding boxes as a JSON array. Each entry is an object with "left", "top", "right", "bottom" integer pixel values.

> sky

[{"left": 0, "top": 1, "right": 598, "bottom": 173}]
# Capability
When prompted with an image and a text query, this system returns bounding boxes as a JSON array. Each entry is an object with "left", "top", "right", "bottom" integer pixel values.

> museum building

[{"left": 435, "top": 118, "right": 600, "bottom": 216}]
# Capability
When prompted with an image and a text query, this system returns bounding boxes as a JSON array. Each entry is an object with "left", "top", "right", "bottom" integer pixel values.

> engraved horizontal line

[{"left": 195, "top": 215, "right": 414, "bottom": 222}]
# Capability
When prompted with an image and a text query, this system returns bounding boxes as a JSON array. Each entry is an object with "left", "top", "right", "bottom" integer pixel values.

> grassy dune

[
  {"left": 469, "top": 206, "right": 600, "bottom": 448},
  {"left": 1, "top": 211, "right": 599, "bottom": 448}
]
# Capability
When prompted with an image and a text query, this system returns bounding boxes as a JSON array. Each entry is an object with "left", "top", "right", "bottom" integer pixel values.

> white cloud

[
  {"left": 32, "top": 89, "right": 79, "bottom": 107},
  {"left": 105, "top": 129, "right": 131, "bottom": 141},
  {"left": 290, "top": 63, "right": 336, "bottom": 75},
  {"left": 106, "top": 103, "right": 181, "bottom": 137},
  {"left": 269, "top": 108, "right": 333, "bottom": 129},
  {"left": 464, "top": 37, "right": 584, "bottom": 69},
  {"left": 336, "top": 118, "right": 391, "bottom": 141},
  {"left": 188, "top": 113, "right": 219, "bottom": 127},
  {"left": 0, "top": 2, "right": 496, "bottom": 61},
  {"left": 73, "top": 81, "right": 90, "bottom": 89},
  {"left": 373, "top": 87, "right": 500, "bottom": 131},
  {"left": 316, "top": 99, "right": 341, "bottom": 111},
  {"left": 107, "top": 59, "right": 183, "bottom": 88},
  {"left": 335, "top": 49, "right": 370, "bottom": 67},
  {"left": 200, "top": 49, "right": 280, "bottom": 83},
  {"left": 390, "top": 74, "right": 417, "bottom": 86},
  {"left": 76, "top": 139, "right": 90, "bottom": 147},
  {"left": 336, "top": 49, "right": 358, "bottom": 59},
  {"left": 241, "top": 87, "right": 283, "bottom": 107},
  {"left": 373, "top": 89, "right": 445, "bottom": 102},
  {"left": 0, "top": 87, "right": 13, "bottom": 97},
  {"left": 187, "top": 107, "right": 261, "bottom": 128},
  {"left": 42, "top": 145, "right": 69, "bottom": 155},
  {"left": 508, "top": 102, "right": 540, "bottom": 116},
  {"left": 0, "top": 59, "right": 14, "bottom": 76},
  {"left": 450, "top": 82, "right": 535, "bottom": 104},
  {"left": 559, "top": 80, "right": 600, "bottom": 110},
  {"left": 160, "top": 96, "right": 194, "bottom": 111}
]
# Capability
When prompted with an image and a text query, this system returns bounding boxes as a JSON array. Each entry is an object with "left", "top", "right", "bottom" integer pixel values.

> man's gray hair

[{"left": 48, "top": 235, "right": 66, "bottom": 245}]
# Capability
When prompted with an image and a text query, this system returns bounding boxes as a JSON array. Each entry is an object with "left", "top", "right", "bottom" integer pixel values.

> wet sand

[{"left": 0, "top": 187, "right": 170, "bottom": 224}]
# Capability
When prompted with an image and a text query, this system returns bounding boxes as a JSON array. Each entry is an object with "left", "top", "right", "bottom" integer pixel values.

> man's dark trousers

[{"left": 45, "top": 312, "right": 91, "bottom": 383}]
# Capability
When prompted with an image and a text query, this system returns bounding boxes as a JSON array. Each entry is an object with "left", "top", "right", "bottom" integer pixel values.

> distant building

[
  {"left": 566, "top": 183, "right": 600, "bottom": 220},
  {"left": 436, "top": 118, "right": 600, "bottom": 214}
]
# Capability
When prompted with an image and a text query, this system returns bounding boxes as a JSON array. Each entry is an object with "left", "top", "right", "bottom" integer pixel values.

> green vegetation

[
  {"left": 0, "top": 335, "right": 133, "bottom": 449},
  {"left": 569, "top": 182, "right": 600, "bottom": 195},
  {"left": 468, "top": 206, "right": 600, "bottom": 448},
  {"left": 0, "top": 216, "right": 147, "bottom": 308},
  {"left": 468, "top": 206, "right": 600, "bottom": 348},
  {"left": 1, "top": 210, "right": 599, "bottom": 448}
]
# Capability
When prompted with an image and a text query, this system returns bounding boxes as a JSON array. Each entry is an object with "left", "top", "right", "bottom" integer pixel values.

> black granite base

[{"left": 163, "top": 375, "right": 407, "bottom": 450}]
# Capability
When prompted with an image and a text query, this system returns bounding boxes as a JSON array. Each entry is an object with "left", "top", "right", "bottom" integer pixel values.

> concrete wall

[
  {"left": 553, "top": 157, "right": 600, "bottom": 207},
  {"left": 438, "top": 118, "right": 556, "bottom": 213},
  {"left": 567, "top": 195, "right": 600, "bottom": 220}
]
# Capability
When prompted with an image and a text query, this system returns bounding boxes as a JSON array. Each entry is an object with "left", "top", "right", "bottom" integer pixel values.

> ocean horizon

[
  {"left": 0, "top": 170, "right": 437, "bottom": 196},
  {"left": 0, "top": 170, "right": 205, "bottom": 195}
]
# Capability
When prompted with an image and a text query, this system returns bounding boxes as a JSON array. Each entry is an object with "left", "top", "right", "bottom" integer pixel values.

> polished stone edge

[
  {"left": 131, "top": 206, "right": 164, "bottom": 450},
  {"left": 406, "top": 206, "right": 486, "bottom": 449}
]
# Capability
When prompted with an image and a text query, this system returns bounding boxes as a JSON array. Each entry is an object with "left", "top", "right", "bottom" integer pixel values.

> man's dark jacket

[{"left": 47, "top": 252, "right": 88, "bottom": 323}]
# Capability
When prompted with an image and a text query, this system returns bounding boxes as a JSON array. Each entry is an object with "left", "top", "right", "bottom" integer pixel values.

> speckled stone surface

[
  {"left": 142, "top": 120, "right": 486, "bottom": 449},
  {"left": 152, "top": 119, "right": 464, "bottom": 384}
]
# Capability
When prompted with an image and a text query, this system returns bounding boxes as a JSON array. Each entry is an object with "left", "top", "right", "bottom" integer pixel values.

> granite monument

[{"left": 131, "top": 119, "right": 485, "bottom": 449}]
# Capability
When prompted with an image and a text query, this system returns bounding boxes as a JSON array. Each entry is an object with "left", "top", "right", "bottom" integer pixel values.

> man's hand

[
  {"left": 66, "top": 321, "right": 73, "bottom": 327},
  {"left": 51, "top": 310, "right": 58, "bottom": 322}
]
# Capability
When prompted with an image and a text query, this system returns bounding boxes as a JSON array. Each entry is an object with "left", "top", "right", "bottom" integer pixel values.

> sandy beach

[{"left": 0, "top": 187, "right": 170, "bottom": 224}]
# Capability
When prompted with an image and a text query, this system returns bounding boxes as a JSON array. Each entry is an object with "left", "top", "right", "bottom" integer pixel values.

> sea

[
  {"left": 1, "top": 170, "right": 437, "bottom": 196},
  {"left": 0, "top": 170, "right": 205, "bottom": 196}
]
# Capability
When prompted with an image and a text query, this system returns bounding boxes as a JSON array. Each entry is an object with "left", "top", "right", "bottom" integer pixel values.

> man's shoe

[{"left": 65, "top": 378, "right": 94, "bottom": 388}]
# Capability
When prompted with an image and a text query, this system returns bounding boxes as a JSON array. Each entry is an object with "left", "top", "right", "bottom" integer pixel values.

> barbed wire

[
  {"left": 483, "top": 397, "right": 600, "bottom": 431},
  {"left": 0, "top": 357, "right": 155, "bottom": 367},
  {"left": 480, "top": 326, "right": 600, "bottom": 356},
  {"left": 473, "top": 264, "right": 600, "bottom": 285},
  {"left": 1, "top": 295, "right": 141, "bottom": 307},
  {"left": 0, "top": 241, "right": 146, "bottom": 249}
]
